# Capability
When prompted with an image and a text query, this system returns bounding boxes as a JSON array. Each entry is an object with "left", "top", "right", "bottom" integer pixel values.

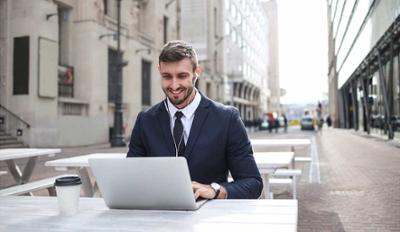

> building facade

[
  {"left": 0, "top": 0, "right": 178, "bottom": 147},
  {"left": 327, "top": 0, "right": 400, "bottom": 140},
  {"left": 180, "top": 0, "right": 270, "bottom": 129},
  {"left": 0, "top": 0, "right": 276, "bottom": 147}
]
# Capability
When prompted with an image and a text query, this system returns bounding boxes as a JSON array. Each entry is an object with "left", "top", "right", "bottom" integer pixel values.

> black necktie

[{"left": 173, "top": 111, "right": 185, "bottom": 156}]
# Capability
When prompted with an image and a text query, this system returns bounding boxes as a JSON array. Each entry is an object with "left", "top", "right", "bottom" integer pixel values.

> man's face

[{"left": 159, "top": 58, "right": 200, "bottom": 109}]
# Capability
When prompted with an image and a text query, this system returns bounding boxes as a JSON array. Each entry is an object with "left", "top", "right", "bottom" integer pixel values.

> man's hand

[{"left": 192, "top": 181, "right": 226, "bottom": 200}]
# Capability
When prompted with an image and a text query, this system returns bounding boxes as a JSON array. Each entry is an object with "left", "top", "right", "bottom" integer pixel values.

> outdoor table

[
  {"left": 0, "top": 149, "right": 61, "bottom": 185},
  {"left": 253, "top": 152, "right": 294, "bottom": 199},
  {"left": 251, "top": 138, "right": 311, "bottom": 155},
  {"left": 0, "top": 196, "right": 298, "bottom": 231},
  {"left": 46, "top": 152, "right": 293, "bottom": 199},
  {"left": 45, "top": 153, "right": 125, "bottom": 197}
]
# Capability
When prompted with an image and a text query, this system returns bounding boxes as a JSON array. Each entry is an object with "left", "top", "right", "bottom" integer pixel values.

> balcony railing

[{"left": 58, "top": 65, "right": 74, "bottom": 98}]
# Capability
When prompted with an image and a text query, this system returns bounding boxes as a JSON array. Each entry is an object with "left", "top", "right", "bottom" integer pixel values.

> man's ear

[
  {"left": 193, "top": 66, "right": 202, "bottom": 84},
  {"left": 194, "top": 66, "right": 202, "bottom": 79}
]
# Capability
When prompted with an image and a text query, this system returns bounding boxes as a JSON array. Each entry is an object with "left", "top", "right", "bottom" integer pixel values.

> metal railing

[{"left": 0, "top": 104, "right": 30, "bottom": 143}]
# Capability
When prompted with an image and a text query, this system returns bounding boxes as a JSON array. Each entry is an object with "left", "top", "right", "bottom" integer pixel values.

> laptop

[{"left": 88, "top": 157, "right": 208, "bottom": 211}]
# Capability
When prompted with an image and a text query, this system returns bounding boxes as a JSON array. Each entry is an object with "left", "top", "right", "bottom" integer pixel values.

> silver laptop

[{"left": 88, "top": 157, "right": 208, "bottom": 211}]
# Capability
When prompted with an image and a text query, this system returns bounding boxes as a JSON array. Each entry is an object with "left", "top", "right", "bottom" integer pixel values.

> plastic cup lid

[{"left": 55, "top": 176, "right": 82, "bottom": 186}]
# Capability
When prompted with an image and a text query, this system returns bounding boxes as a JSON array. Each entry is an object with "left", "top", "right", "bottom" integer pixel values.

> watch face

[{"left": 211, "top": 183, "right": 220, "bottom": 191}]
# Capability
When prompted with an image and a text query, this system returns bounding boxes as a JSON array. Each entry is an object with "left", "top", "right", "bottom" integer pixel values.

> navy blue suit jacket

[{"left": 127, "top": 95, "right": 262, "bottom": 199}]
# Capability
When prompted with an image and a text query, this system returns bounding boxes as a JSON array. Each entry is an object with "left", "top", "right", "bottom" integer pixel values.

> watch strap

[
  {"left": 212, "top": 184, "right": 221, "bottom": 199},
  {"left": 213, "top": 188, "right": 220, "bottom": 199}
]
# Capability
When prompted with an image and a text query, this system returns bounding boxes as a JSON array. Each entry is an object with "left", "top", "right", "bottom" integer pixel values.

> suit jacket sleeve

[
  {"left": 222, "top": 108, "right": 263, "bottom": 199},
  {"left": 127, "top": 112, "right": 147, "bottom": 157}
]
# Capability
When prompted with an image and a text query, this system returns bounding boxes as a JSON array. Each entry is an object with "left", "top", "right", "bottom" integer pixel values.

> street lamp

[{"left": 111, "top": 0, "right": 128, "bottom": 147}]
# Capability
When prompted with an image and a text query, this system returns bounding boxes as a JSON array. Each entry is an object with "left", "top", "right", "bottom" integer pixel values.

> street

[{"left": 1, "top": 126, "right": 400, "bottom": 231}]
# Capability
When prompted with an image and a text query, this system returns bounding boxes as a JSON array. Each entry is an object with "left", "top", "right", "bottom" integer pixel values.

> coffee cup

[{"left": 54, "top": 176, "right": 82, "bottom": 216}]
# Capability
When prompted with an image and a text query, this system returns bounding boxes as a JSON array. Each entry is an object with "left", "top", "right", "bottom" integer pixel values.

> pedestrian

[
  {"left": 268, "top": 115, "right": 274, "bottom": 133},
  {"left": 127, "top": 40, "right": 262, "bottom": 199},
  {"left": 326, "top": 115, "right": 332, "bottom": 128},
  {"left": 282, "top": 114, "right": 288, "bottom": 133},
  {"left": 317, "top": 101, "right": 322, "bottom": 118},
  {"left": 274, "top": 117, "right": 280, "bottom": 133}
]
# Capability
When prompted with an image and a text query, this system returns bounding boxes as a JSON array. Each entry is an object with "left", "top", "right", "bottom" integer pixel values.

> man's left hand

[{"left": 192, "top": 181, "right": 226, "bottom": 199}]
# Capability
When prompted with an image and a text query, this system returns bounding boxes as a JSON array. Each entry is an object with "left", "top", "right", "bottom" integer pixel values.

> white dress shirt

[{"left": 166, "top": 89, "right": 201, "bottom": 145}]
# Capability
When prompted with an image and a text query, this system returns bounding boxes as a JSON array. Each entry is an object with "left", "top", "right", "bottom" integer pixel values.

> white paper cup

[{"left": 55, "top": 176, "right": 82, "bottom": 216}]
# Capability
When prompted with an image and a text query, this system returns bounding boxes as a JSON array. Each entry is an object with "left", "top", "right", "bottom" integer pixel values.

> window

[
  {"left": 108, "top": 49, "right": 118, "bottom": 102},
  {"left": 214, "top": 8, "right": 218, "bottom": 38},
  {"left": 237, "top": 11, "right": 242, "bottom": 24},
  {"left": 206, "top": 82, "right": 211, "bottom": 97},
  {"left": 225, "top": 21, "right": 230, "bottom": 35},
  {"left": 224, "top": 0, "right": 230, "bottom": 11},
  {"left": 163, "top": 16, "right": 168, "bottom": 44},
  {"left": 214, "top": 51, "right": 218, "bottom": 73},
  {"left": 13, "top": 36, "right": 29, "bottom": 95},
  {"left": 141, "top": 60, "right": 152, "bottom": 106},
  {"left": 104, "top": 0, "right": 117, "bottom": 19},
  {"left": 103, "top": 0, "right": 108, "bottom": 15},
  {"left": 231, "top": 4, "right": 236, "bottom": 19},
  {"left": 58, "top": 6, "right": 71, "bottom": 66}
]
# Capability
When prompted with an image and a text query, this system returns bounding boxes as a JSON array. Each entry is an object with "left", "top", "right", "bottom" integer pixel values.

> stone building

[
  {"left": 0, "top": 0, "right": 276, "bottom": 147},
  {"left": 0, "top": 0, "right": 178, "bottom": 147}
]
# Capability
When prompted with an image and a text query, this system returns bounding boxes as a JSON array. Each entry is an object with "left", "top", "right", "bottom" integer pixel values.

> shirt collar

[{"left": 166, "top": 88, "right": 201, "bottom": 119}]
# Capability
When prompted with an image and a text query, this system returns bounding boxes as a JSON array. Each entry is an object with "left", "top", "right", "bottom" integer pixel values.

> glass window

[
  {"left": 141, "top": 60, "right": 152, "bottom": 106},
  {"left": 13, "top": 36, "right": 30, "bottom": 95},
  {"left": 237, "top": 12, "right": 242, "bottom": 24},
  {"left": 225, "top": 21, "right": 230, "bottom": 35},
  {"left": 105, "top": 0, "right": 117, "bottom": 19},
  {"left": 231, "top": 4, "right": 236, "bottom": 19},
  {"left": 163, "top": 16, "right": 168, "bottom": 44},
  {"left": 225, "top": 0, "right": 230, "bottom": 11}
]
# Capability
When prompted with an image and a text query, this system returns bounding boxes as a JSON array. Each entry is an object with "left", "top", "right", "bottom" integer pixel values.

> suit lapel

[
  {"left": 156, "top": 102, "right": 175, "bottom": 156},
  {"left": 185, "top": 96, "right": 211, "bottom": 159}
]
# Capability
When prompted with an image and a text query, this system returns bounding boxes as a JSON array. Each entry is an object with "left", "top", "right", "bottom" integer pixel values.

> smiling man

[{"left": 127, "top": 40, "right": 262, "bottom": 199}]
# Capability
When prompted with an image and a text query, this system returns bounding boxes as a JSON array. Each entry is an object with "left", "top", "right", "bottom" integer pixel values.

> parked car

[
  {"left": 300, "top": 117, "right": 314, "bottom": 130},
  {"left": 259, "top": 120, "right": 269, "bottom": 130},
  {"left": 392, "top": 116, "right": 400, "bottom": 131}
]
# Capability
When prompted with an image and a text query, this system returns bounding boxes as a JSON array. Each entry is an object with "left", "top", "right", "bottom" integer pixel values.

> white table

[
  {"left": 0, "top": 149, "right": 61, "bottom": 185},
  {"left": 0, "top": 196, "right": 298, "bottom": 231},
  {"left": 251, "top": 138, "right": 311, "bottom": 164},
  {"left": 253, "top": 152, "right": 294, "bottom": 199},
  {"left": 46, "top": 152, "right": 293, "bottom": 199},
  {"left": 251, "top": 139, "right": 311, "bottom": 151}
]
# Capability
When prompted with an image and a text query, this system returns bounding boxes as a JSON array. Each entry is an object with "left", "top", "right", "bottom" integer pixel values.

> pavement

[{"left": 1, "top": 127, "right": 400, "bottom": 231}]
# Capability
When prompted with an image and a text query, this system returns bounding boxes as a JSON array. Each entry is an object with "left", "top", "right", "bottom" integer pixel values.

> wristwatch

[{"left": 210, "top": 182, "right": 221, "bottom": 199}]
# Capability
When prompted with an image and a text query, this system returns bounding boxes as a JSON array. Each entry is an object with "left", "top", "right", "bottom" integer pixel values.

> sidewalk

[{"left": 297, "top": 128, "right": 400, "bottom": 231}]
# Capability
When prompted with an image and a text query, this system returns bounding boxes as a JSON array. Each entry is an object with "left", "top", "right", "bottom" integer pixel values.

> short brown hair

[{"left": 159, "top": 40, "right": 198, "bottom": 71}]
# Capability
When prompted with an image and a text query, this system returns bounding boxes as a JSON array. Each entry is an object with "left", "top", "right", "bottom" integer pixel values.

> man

[
  {"left": 127, "top": 40, "right": 262, "bottom": 199},
  {"left": 282, "top": 114, "right": 288, "bottom": 133}
]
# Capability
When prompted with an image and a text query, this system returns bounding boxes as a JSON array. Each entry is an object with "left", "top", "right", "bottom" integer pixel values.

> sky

[{"left": 277, "top": 0, "right": 329, "bottom": 105}]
